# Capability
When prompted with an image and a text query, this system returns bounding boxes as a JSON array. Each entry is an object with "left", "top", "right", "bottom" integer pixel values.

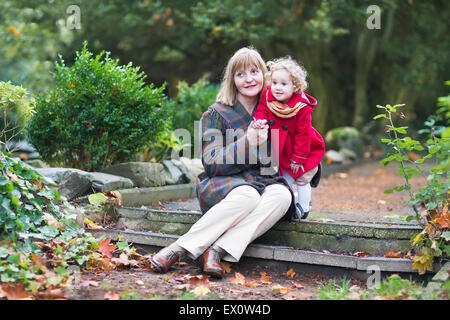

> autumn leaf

[
  {"left": 291, "top": 281, "right": 305, "bottom": 289},
  {"left": 352, "top": 251, "right": 370, "bottom": 257},
  {"left": 271, "top": 284, "right": 290, "bottom": 294},
  {"left": 188, "top": 275, "right": 211, "bottom": 288},
  {"left": 1, "top": 284, "right": 33, "bottom": 300},
  {"left": 105, "top": 190, "right": 122, "bottom": 206},
  {"left": 135, "top": 280, "right": 144, "bottom": 286},
  {"left": 85, "top": 218, "right": 104, "bottom": 230},
  {"left": 97, "top": 238, "right": 116, "bottom": 258},
  {"left": 31, "top": 253, "right": 48, "bottom": 273},
  {"left": 259, "top": 271, "right": 271, "bottom": 284},
  {"left": 191, "top": 285, "right": 211, "bottom": 296},
  {"left": 42, "top": 212, "right": 64, "bottom": 230},
  {"left": 412, "top": 254, "right": 434, "bottom": 275},
  {"left": 104, "top": 291, "right": 121, "bottom": 300},
  {"left": 384, "top": 249, "right": 402, "bottom": 258},
  {"left": 221, "top": 262, "right": 232, "bottom": 273},
  {"left": 244, "top": 280, "right": 261, "bottom": 287},
  {"left": 286, "top": 268, "right": 296, "bottom": 278},
  {"left": 230, "top": 272, "right": 246, "bottom": 286},
  {"left": 6, "top": 171, "right": 18, "bottom": 182}
]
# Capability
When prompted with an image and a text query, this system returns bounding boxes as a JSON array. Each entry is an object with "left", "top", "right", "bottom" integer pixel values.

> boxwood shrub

[{"left": 27, "top": 42, "right": 168, "bottom": 171}]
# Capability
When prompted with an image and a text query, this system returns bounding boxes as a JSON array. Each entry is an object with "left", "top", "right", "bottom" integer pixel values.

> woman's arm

[{"left": 201, "top": 108, "right": 260, "bottom": 177}]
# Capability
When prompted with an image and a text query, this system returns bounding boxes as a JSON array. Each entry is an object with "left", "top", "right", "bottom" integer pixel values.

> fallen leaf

[
  {"left": 374, "top": 169, "right": 387, "bottom": 175},
  {"left": 244, "top": 280, "right": 261, "bottom": 288},
  {"left": 135, "top": 280, "right": 144, "bottom": 286},
  {"left": 377, "top": 200, "right": 387, "bottom": 206},
  {"left": 230, "top": 272, "right": 246, "bottom": 286},
  {"left": 259, "top": 271, "right": 271, "bottom": 284},
  {"left": 42, "top": 212, "right": 64, "bottom": 230},
  {"left": 188, "top": 275, "right": 210, "bottom": 288},
  {"left": 31, "top": 253, "right": 48, "bottom": 273},
  {"left": 105, "top": 190, "right": 122, "bottom": 206},
  {"left": 190, "top": 285, "right": 211, "bottom": 296},
  {"left": 286, "top": 268, "right": 296, "bottom": 278},
  {"left": 352, "top": 251, "right": 370, "bottom": 258},
  {"left": 290, "top": 281, "right": 305, "bottom": 289},
  {"left": 111, "top": 253, "right": 131, "bottom": 266},
  {"left": 6, "top": 171, "right": 18, "bottom": 182},
  {"left": 271, "top": 284, "right": 290, "bottom": 294},
  {"left": 85, "top": 218, "right": 104, "bottom": 230},
  {"left": 104, "top": 291, "right": 121, "bottom": 300},
  {"left": 221, "top": 262, "right": 232, "bottom": 273},
  {"left": 97, "top": 238, "right": 116, "bottom": 258},
  {"left": 385, "top": 249, "right": 402, "bottom": 258},
  {"left": 336, "top": 173, "right": 348, "bottom": 179},
  {"left": 1, "top": 284, "right": 33, "bottom": 300}
]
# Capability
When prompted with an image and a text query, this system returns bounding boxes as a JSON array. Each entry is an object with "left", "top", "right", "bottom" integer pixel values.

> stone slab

[
  {"left": 430, "top": 261, "right": 450, "bottom": 283},
  {"left": 356, "top": 257, "right": 414, "bottom": 272},
  {"left": 118, "top": 184, "right": 196, "bottom": 206},
  {"left": 274, "top": 248, "right": 359, "bottom": 269},
  {"left": 86, "top": 228, "right": 422, "bottom": 273}
]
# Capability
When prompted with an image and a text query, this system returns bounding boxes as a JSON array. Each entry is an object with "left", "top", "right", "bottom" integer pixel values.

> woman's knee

[
  {"left": 264, "top": 184, "right": 292, "bottom": 206},
  {"left": 227, "top": 185, "right": 261, "bottom": 210}
]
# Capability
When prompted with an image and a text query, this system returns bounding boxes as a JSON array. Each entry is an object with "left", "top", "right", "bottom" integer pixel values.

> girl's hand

[
  {"left": 290, "top": 162, "right": 304, "bottom": 174},
  {"left": 252, "top": 118, "right": 267, "bottom": 129}
]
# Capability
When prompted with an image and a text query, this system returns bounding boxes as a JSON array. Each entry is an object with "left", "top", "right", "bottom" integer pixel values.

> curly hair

[{"left": 265, "top": 56, "right": 308, "bottom": 94}]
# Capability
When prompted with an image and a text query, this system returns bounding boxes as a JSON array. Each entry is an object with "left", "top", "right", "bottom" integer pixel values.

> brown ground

[{"left": 67, "top": 257, "right": 365, "bottom": 301}]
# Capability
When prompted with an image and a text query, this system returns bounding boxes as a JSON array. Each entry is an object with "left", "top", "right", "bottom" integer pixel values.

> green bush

[
  {"left": 165, "top": 77, "right": 219, "bottom": 137},
  {"left": 0, "top": 81, "right": 35, "bottom": 142},
  {"left": 26, "top": 42, "right": 168, "bottom": 171}
]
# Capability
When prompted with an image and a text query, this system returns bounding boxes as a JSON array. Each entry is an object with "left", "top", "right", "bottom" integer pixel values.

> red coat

[{"left": 253, "top": 88, "right": 325, "bottom": 179}]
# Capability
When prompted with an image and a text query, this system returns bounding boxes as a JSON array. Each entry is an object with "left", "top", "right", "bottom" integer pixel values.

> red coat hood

[{"left": 266, "top": 86, "right": 318, "bottom": 109}]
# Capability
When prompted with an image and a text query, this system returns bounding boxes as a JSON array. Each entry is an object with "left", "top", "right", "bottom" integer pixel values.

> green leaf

[
  {"left": 88, "top": 193, "right": 107, "bottom": 206},
  {"left": 373, "top": 114, "right": 387, "bottom": 120}
]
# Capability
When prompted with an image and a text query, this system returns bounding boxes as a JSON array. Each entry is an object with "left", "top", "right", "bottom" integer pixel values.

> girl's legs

[
  {"left": 212, "top": 184, "right": 292, "bottom": 262},
  {"left": 284, "top": 166, "right": 319, "bottom": 215}
]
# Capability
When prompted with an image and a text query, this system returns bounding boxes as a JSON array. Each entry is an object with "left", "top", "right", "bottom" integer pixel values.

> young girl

[{"left": 252, "top": 56, "right": 325, "bottom": 220}]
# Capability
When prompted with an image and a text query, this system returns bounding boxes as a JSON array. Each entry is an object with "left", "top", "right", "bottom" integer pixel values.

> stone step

[
  {"left": 115, "top": 207, "right": 422, "bottom": 256},
  {"left": 86, "top": 228, "right": 439, "bottom": 274}
]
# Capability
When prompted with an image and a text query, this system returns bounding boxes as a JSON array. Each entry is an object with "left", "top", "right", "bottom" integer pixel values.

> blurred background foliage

[{"left": 1, "top": 0, "right": 449, "bottom": 139}]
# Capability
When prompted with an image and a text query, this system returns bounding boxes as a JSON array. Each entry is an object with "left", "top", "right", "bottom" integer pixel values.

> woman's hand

[
  {"left": 290, "top": 161, "right": 304, "bottom": 174},
  {"left": 248, "top": 120, "right": 269, "bottom": 146}
]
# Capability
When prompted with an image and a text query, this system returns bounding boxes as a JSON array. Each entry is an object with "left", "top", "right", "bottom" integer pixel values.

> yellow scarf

[{"left": 266, "top": 91, "right": 307, "bottom": 119}]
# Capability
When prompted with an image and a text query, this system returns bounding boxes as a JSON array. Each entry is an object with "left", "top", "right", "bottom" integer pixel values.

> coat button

[
  {"left": 268, "top": 120, "right": 275, "bottom": 125},
  {"left": 282, "top": 125, "right": 288, "bottom": 131}
]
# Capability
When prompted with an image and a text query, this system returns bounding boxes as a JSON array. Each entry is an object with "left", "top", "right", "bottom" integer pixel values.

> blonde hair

[
  {"left": 216, "top": 47, "right": 267, "bottom": 106},
  {"left": 265, "top": 56, "right": 308, "bottom": 94}
]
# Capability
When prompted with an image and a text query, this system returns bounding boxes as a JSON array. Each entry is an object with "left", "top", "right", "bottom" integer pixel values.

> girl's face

[
  {"left": 271, "top": 69, "right": 294, "bottom": 103},
  {"left": 234, "top": 65, "right": 264, "bottom": 100}
]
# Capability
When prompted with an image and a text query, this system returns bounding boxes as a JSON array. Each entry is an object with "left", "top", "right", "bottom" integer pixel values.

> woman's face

[{"left": 234, "top": 65, "right": 264, "bottom": 100}]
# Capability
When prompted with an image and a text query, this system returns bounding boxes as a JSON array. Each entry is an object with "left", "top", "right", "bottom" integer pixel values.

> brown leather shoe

[
  {"left": 198, "top": 248, "right": 224, "bottom": 279},
  {"left": 149, "top": 247, "right": 180, "bottom": 273}
]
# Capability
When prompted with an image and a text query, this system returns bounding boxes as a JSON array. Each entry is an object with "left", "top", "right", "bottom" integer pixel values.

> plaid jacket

[{"left": 196, "top": 100, "right": 296, "bottom": 221}]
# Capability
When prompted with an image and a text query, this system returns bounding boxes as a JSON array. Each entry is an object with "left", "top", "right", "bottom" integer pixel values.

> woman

[{"left": 150, "top": 47, "right": 296, "bottom": 278}]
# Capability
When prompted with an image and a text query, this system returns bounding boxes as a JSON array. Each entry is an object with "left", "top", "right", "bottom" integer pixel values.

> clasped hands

[{"left": 247, "top": 118, "right": 269, "bottom": 146}]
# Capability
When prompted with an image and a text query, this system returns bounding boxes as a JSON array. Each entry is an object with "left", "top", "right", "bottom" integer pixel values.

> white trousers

[{"left": 176, "top": 184, "right": 292, "bottom": 262}]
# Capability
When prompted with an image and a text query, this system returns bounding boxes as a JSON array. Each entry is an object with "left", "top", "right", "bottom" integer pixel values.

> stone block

[{"left": 101, "top": 162, "right": 168, "bottom": 187}]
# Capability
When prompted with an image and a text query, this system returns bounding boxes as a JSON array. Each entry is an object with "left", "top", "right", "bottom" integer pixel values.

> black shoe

[{"left": 296, "top": 203, "right": 309, "bottom": 220}]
